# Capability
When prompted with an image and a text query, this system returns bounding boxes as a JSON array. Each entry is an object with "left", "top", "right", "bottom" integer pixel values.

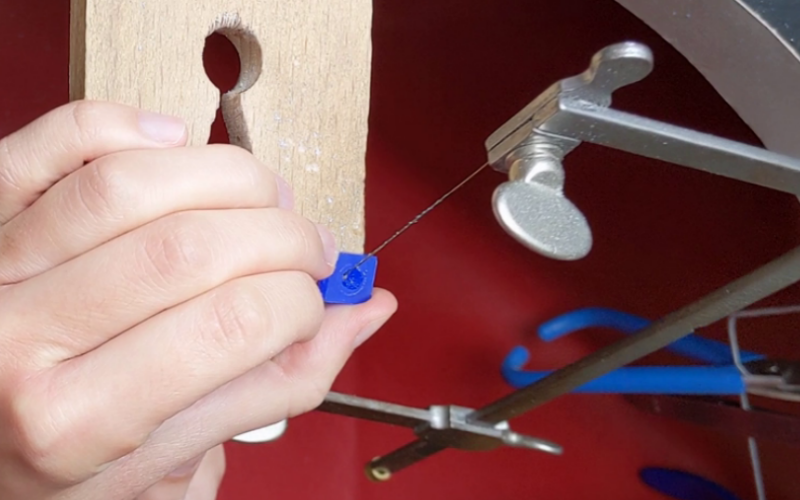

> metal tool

[
  {"left": 316, "top": 391, "right": 562, "bottom": 480},
  {"left": 327, "top": 41, "right": 800, "bottom": 480},
  {"left": 485, "top": 41, "right": 800, "bottom": 260},
  {"left": 628, "top": 306, "right": 800, "bottom": 500},
  {"left": 626, "top": 394, "right": 800, "bottom": 448},
  {"left": 729, "top": 311, "right": 766, "bottom": 500},
  {"left": 503, "top": 306, "right": 800, "bottom": 500},
  {"left": 721, "top": 305, "right": 800, "bottom": 500},
  {"left": 501, "top": 307, "right": 800, "bottom": 402},
  {"left": 616, "top": 0, "right": 800, "bottom": 160},
  {"left": 504, "top": 305, "right": 800, "bottom": 500},
  {"left": 504, "top": 306, "right": 800, "bottom": 500},
  {"left": 510, "top": 306, "right": 800, "bottom": 499}
]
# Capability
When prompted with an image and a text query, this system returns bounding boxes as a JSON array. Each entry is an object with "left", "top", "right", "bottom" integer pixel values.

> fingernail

[
  {"left": 276, "top": 176, "right": 294, "bottom": 210},
  {"left": 315, "top": 224, "right": 339, "bottom": 268},
  {"left": 354, "top": 315, "right": 391, "bottom": 348},
  {"left": 138, "top": 110, "right": 187, "bottom": 144},
  {"left": 168, "top": 454, "right": 204, "bottom": 478}
]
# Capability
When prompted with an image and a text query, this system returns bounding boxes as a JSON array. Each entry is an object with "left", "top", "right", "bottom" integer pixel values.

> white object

[{"left": 233, "top": 419, "right": 288, "bottom": 443}]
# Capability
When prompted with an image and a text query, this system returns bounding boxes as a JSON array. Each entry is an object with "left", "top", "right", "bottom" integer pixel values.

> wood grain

[{"left": 69, "top": 0, "right": 372, "bottom": 252}]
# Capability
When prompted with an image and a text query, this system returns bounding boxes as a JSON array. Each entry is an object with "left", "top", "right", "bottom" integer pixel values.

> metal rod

[
  {"left": 470, "top": 243, "right": 800, "bottom": 424},
  {"left": 542, "top": 105, "right": 800, "bottom": 196},
  {"left": 728, "top": 315, "right": 767, "bottom": 500},
  {"left": 318, "top": 392, "right": 431, "bottom": 429},
  {"left": 733, "top": 304, "right": 800, "bottom": 318},
  {"left": 367, "top": 440, "right": 445, "bottom": 480}
]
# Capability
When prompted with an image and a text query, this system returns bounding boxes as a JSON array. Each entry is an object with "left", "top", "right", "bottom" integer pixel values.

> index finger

[{"left": 0, "top": 100, "right": 187, "bottom": 223}]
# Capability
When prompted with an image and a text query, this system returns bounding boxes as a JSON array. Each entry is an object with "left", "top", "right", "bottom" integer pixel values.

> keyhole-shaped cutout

[
  {"left": 203, "top": 33, "right": 239, "bottom": 145},
  {"left": 202, "top": 24, "right": 263, "bottom": 149}
]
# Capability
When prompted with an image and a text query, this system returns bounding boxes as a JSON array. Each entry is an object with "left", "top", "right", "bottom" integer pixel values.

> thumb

[{"left": 135, "top": 445, "right": 226, "bottom": 500}]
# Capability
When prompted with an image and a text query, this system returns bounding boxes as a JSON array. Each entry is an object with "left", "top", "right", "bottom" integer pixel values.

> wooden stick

[{"left": 69, "top": 0, "right": 372, "bottom": 252}]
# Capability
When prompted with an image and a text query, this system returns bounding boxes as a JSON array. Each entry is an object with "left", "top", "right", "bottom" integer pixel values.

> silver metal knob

[
  {"left": 492, "top": 136, "right": 591, "bottom": 260},
  {"left": 486, "top": 41, "right": 654, "bottom": 260}
]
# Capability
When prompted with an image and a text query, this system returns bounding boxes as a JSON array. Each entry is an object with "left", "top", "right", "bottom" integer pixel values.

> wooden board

[{"left": 69, "top": 0, "right": 372, "bottom": 252}]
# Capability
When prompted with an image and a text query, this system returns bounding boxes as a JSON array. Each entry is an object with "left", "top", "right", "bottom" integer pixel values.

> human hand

[{"left": 0, "top": 101, "right": 397, "bottom": 500}]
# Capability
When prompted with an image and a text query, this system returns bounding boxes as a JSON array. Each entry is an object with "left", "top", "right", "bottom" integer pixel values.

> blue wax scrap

[{"left": 318, "top": 253, "right": 377, "bottom": 305}]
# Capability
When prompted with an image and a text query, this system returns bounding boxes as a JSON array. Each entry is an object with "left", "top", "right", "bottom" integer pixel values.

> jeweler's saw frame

[{"left": 311, "top": 39, "right": 800, "bottom": 481}]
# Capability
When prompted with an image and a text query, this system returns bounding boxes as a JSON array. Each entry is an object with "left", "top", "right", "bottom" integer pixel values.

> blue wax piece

[{"left": 318, "top": 253, "right": 377, "bottom": 305}]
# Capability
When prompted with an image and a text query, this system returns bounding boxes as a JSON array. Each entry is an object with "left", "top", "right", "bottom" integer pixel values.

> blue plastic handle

[
  {"left": 317, "top": 253, "right": 377, "bottom": 305},
  {"left": 640, "top": 468, "right": 742, "bottom": 500},
  {"left": 538, "top": 307, "right": 764, "bottom": 364},
  {"left": 502, "top": 347, "right": 745, "bottom": 394}
]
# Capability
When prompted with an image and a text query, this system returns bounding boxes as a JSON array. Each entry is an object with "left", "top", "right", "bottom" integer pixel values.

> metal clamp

[
  {"left": 485, "top": 41, "right": 800, "bottom": 260},
  {"left": 316, "top": 392, "right": 562, "bottom": 481}
]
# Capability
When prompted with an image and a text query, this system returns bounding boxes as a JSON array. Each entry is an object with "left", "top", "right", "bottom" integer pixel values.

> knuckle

[
  {"left": 141, "top": 215, "right": 219, "bottom": 285},
  {"left": 0, "top": 100, "right": 108, "bottom": 205},
  {"left": 275, "top": 212, "right": 320, "bottom": 261},
  {"left": 4, "top": 375, "right": 145, "bottom": 485},
  {"left": 205, "top": 283, "right": 271, "bottom": 354},
  {"left": 302, "top": 379, "right": 333, "bottom": 412},
  {"left": 4, "top": 379, "right": 78, "bottom": 485},
  {"left": 206, "top": 143, "right": 266, "bottom": 184},
  {"left": 66, "top": 100, "right": 105, "bottom": 147},
  {"left": 74, "top": 158, "right": 132, "bottom": 221},
  {"left": 283, "top": 367, "right": 332, "bottom": 417},
  {"left": 0, "top": 228, "right": 28, "bottom": 282},
  {"left": 201, "top": 273, "right": 324, "bottom": 359},
  {"left": 0, "top": 136, "right": 25, "bottom": 195}
]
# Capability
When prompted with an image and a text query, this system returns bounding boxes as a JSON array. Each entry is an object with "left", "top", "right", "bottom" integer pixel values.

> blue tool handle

[
  {"left": 538, "top": 307, "right": 764, "bottom": 364},
  {"left": 318, "top": 253, "right": 377, "bottom": 305},
  {"left": 502, "top": 347, "right": 745, "bottom": 394},
  {"left": 640, "top": 468, "right": 742, "bottom": 500}
]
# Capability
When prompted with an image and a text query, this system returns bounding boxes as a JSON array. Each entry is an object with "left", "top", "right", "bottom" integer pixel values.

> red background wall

[{"left": 3, "top": 1, "right": 800, "bottom": 499}]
